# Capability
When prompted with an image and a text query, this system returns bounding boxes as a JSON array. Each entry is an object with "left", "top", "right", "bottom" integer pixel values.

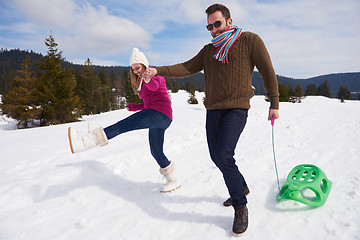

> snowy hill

[{"left": 0, "top": 91, "right": 359, "bottom": 240}]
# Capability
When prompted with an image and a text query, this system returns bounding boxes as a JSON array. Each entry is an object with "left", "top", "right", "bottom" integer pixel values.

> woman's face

[{"left": 131, "top": 63, "right": 145, "bottom": 76}]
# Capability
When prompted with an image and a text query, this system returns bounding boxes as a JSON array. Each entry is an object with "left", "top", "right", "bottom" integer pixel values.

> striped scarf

[{"left": 211, "top": 26, "right": 242, "bottom": 63}]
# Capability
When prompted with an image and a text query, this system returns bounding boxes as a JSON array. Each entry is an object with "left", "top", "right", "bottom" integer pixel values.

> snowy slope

[{"left": 0, "top": 91, "right": 359, "bottom": 240}]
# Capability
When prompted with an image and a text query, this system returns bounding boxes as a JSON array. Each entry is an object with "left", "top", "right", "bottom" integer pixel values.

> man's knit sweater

[{"left": 156, "top": 31, "right": 279, "bottom": 110}]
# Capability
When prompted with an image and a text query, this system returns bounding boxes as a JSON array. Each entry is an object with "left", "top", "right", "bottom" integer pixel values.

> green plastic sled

[{"left": 277, "top": 164, "right": 332, "bottom": 207}]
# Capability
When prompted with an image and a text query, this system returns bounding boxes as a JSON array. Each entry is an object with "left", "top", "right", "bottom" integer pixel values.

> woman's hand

[
  {"left": 142, "top": 73, "right": 151, "bottom": 83},
  {"left": 143, "top": 67, "right": 157, "bottom": 80},
  {"left": 126, "top": 103, "right": 133, "bottom": 111}
]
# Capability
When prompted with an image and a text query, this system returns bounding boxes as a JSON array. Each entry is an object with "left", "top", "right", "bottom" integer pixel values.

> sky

[{"left": 0, "top": 0, "right": 359, "bottom": 79}]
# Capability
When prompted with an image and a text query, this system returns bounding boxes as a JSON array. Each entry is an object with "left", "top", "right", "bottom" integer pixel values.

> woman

[{"left": 68, "top": 48, "right": 180, "bottom": 193}]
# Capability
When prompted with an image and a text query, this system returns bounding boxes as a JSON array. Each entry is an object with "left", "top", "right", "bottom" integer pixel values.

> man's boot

[
  {"left": 223, "top": 186, "right": 250, "bottom": 207},
  {"left": 232, "top": 205, "right": 248, "bottom": 235}
]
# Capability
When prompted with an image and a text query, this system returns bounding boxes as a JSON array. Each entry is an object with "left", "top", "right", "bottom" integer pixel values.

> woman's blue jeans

[
  {"left": 104, "top": 109, "right": 172, "bottom": 168},
  {"left": 206, "top": 108, "right": 249, "bottom": 209}
]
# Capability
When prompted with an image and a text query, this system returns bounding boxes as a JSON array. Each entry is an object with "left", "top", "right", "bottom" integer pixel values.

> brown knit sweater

[{"left": 156, "top": 31, "right": 279, "bottom": 110}]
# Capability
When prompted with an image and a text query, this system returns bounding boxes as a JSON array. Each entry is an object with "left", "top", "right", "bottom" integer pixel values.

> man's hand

[{"left": 268, "top": 109, "right": 279, "bottom": 121}]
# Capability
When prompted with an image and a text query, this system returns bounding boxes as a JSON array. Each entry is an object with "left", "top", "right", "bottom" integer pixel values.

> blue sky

[{"left": 0, "top": 0, "right": 359, "bottom": 78}]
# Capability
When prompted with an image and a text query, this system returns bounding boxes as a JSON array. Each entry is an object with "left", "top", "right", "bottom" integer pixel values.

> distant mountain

[
  {"left": 1, "top": 48, "right": 359, "bottom": 98},
  {"left": 167, "top": 71, "right": 360, "bottom": 98},
  {"left": 251, "top": 72, "right": 360, "bottom": 97}
]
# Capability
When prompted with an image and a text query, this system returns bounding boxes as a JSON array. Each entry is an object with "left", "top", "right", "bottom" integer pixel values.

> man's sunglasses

[{"left": 206, "top": 20, "right": 224, "bottom": 31}]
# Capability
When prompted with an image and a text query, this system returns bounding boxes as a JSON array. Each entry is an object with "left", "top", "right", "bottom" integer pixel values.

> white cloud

[
  {"left": 13, "top": 0, "right": 151, "bottom": 58},
  {"left": 227, "top": 0, "right": 360, "bottom": 77},
  {"left": 14, "top": 0, "right": 77, "bottom": 28},
  {"left": 73, "top": 4, "right": 151, "bottom": 55},
  {"left": 177, "top": 0, "right": 209, "bottom": 24}
]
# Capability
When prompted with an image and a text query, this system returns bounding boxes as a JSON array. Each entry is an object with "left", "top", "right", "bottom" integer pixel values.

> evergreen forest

[{"left": 0, "top": 35, "right": 359, "bottom": 128}]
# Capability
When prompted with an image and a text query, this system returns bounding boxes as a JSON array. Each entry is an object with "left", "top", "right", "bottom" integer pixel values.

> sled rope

[
  {"left": 271, "top": 117, "right": 281, "bottom": 193},
  {"left": 271, "top": 118, "right": 299, "bottom": 199}
]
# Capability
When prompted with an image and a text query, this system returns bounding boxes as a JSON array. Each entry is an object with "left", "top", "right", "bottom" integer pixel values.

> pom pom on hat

[{"left": 130, "top": 48, "right": 149, "bottom": 68}]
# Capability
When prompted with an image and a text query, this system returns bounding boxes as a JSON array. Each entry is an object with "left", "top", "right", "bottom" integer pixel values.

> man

[{"left": 146, "top": 3, "right": 279, "bottom": 235}]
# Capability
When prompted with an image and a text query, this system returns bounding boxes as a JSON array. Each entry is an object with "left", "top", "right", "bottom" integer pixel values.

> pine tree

[
  {"left": 166, "top": 79, "right": 180, "bottom": 93},
  {"left": 122, "top": 71, "right": 143, "bottom": 105},
  {"left": 172, "top": 80, "right": 180, "bottom": 93},
  {"left": 35, "top": 34, "right": 81, "bottom": 125},
  {"left": 337, "top": 85, "right": 352, "bottom": 102},
  {"left": 98, "top": 68, "right": 111, "bottom": 113},
  {"left": 317, "top": 80, "right": 331, "bottom": 97},
  {"left": 294, "top": 84, "right": 304, "bottom": 103},
  {"left": 287, "top": 83, "right": 295, "bottom": 100},
  {"left": 1, "top": 57, "right": 40, "bottom": 128},
  {"left": 278, "top": 82, "right": 289, "bottom": 102},
  {"left": 1, "top": 69, "right": 17, "bottom": 94},
  {"left": 185, "top": 80, "right": 198, "bottom": 104},
  {"left": 187, "top": 93, "right": 198, "bottom": 104},
  {"left": 305, "top": 83, "right": 317, "bottom": 96},
  {"left": 76, "top": 58, "right": 100, "bottom": 114}
]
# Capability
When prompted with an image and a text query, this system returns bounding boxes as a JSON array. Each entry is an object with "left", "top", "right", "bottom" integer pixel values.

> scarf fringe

[{"left": 212, "top": 26, "right": 242, "bottom": 63}]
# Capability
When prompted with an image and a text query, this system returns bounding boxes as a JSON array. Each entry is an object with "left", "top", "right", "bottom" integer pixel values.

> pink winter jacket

[{"left": 127, "top": 76, "right": 173, "bottom": 120}]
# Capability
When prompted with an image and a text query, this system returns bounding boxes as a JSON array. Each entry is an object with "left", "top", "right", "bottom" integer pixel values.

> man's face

[{"left": 207, "top": 11, "right": 232, "bottom": 38}]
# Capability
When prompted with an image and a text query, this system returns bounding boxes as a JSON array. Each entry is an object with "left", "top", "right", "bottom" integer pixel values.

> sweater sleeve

[
  {"left": 156, "top": 48, "right": 205, "bottom": 78},
  {"left": 250, "top": 34, "right": 279, "bottom": 109},
  {"left": 145, "top": 76, "right": 161, "bottom": 91},
  {"left": 127, "top": 102, "right": 145, "bottom": 111}
]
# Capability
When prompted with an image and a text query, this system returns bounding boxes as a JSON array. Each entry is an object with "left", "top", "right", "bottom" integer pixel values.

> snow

[{"left": 0, "top": 91, "right": 359, "bottom": 240}]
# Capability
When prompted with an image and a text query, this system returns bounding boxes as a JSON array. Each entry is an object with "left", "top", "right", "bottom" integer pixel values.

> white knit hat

[{"left": 129, "top": 48, "right": 149, "bottom": 68}]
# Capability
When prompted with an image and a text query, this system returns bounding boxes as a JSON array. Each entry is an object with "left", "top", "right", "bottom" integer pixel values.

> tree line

[
  {"left": 277, "top": 80, "right": 352, "bottom": 103},
  {"left": 0, "top": 35, "right": 140, "bottom": 128}
]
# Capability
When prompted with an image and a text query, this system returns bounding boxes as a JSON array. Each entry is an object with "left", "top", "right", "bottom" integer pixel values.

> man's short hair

[{"left": 205, "top": 4, "right": 231, "bottom": 19}]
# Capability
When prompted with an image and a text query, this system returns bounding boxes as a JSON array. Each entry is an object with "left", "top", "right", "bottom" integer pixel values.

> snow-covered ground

[{"left": 0, "top": 91, "right": 359, "bottom": 240}]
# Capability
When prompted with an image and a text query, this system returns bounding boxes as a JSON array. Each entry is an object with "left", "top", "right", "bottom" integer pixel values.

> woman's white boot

[
  {"left": 68, "top": 127, "right": 108, "bottom": 154},
  {"left": 159, "top": 162, "right": 181, "bottom": 193}
]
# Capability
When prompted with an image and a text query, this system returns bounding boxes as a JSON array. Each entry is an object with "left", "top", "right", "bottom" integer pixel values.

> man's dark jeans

[{"left": 206, "top": 108, "right": 248, "bottom": 209}]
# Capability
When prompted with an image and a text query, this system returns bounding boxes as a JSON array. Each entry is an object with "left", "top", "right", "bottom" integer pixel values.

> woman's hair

[
  {"left": 130, "top": 64, "right": 146, "bottom": 97},
  {"left": 205, "top": 4, "right": 231, "bottom": 19}
]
